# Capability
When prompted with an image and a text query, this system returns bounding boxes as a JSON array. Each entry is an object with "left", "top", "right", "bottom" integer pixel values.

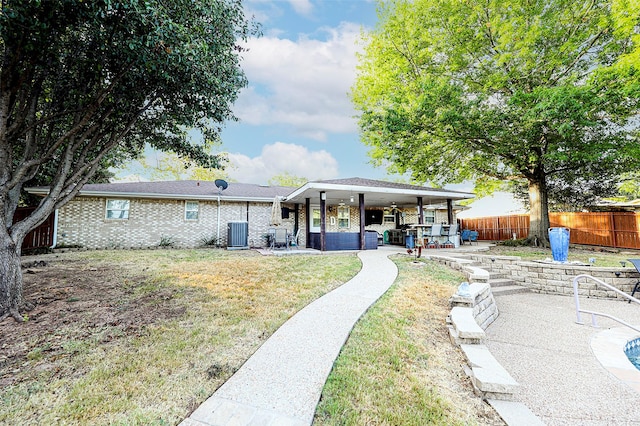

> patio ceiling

[{"left": 283, "top": 179, "right": 474, "bottom": 209}]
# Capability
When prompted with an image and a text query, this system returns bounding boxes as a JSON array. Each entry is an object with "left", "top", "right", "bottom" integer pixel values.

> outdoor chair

[
  {"left": 628, "top": 259, "right": 640, "bottom": 300},
  {"left": 444, "top": 224, "right": 458, "bottom": 247},
  {"left": 288, "top": 229, "right": 301, "bottom": 249},
  {"left": 469, "top": 230, "right": 479, "bottom": 245},
  {"left": 460, "top": 229, "right": 471, "bottom": 245},
  {"left": 272, "top": 228, "right": 289, "bottom": 250},
  {"left": 427, "top": 224, "right": 442, "bottom": 248}
]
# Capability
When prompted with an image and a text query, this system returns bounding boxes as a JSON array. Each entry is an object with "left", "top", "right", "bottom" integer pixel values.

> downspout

[
  {"left": 50, "top": 209, "right": 58, "bottom": 249},
  {"left": 217, "top": 193, "right": 221, "bottom": 247}
]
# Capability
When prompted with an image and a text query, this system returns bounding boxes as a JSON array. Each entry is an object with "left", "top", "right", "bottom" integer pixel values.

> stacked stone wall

[{"left": 469, "top": 254, "right": 639, "bottom": 299}]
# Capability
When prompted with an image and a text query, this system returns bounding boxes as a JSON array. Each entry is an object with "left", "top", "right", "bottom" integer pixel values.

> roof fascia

[
  {"left": 285, "top": 182, "right": 474, "bottom": 200},
  {"left": 24, "top": 188, "right": 276, "bottom": 203}
]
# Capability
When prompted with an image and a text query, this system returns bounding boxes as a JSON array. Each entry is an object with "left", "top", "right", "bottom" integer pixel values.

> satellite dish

[{"left": 214, "top": 179, "right": 228, "bottom": 191}]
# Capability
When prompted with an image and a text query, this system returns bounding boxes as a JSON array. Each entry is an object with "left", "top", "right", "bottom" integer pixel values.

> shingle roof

[
  {"left": 316, "top": 177, "right": 465, "bottom": 194},
  {"left": 74, "top": 180, "right": 295, "bottom": 200}
]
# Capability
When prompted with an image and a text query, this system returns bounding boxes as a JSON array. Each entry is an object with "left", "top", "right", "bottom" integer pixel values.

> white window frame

[
  {"left": 424, "top": 210, "right": 435, "bottom": 224},
  {"left": 185, "top": 201, "right": 199, "bottom": 221},
  {"left": 106, "top": 199, "right": 130, "bottom": 220},
  {"left": 310, "top": 206, "right": 321, "bottom": 232},
  {"left": 337, "top": 206, "right": 350, "bottom": 229}
]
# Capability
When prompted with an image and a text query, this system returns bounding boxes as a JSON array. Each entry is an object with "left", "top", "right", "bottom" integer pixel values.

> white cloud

[
  {"left": 235, "top": 22, "right": 364, "bottom": 141},
  {"left": 226, "top": 142, "right": 339, "bottom": 184},
  {"left": 288, "top": 0, "right": 313, "bottom": 16}
]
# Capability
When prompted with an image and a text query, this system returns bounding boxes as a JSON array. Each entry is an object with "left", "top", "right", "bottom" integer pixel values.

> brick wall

[{"left": 56, "top": 196, "right": 305, "bottom": 249}]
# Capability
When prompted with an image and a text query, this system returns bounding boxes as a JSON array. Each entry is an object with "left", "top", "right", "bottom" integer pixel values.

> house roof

[
  {"left": 26, "top": 177, "right": 475, "bottom": 208},
  {"left": 284, "top": 177, "right": 474, "bottom": 208},
  {"left": 27, "top": 180, "right": 295, "bottom": 202}
]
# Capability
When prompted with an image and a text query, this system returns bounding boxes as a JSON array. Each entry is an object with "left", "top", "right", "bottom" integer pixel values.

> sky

[{"left": 115, "top": 0, "right": 525, "bottom": 218}]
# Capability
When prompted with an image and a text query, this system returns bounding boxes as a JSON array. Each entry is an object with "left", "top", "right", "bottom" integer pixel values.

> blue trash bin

[
  {"left": 548, "top": 227, "right": 570, "bottom": 262},
  {"left": 405, "top": 234, "right": 414, "bottom": 249}
]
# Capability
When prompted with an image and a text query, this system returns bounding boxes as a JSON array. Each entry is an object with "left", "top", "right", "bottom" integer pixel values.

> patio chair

[
  {"left": 272, "top": 228, "right": 289, "bottom": 250},
  {"left": 628, "top": 259, "right": 640, "bottom": 300},
  {"left": 427, "top": 224, "right": 442, "bottom": 249},
  {"left": 288, "top": 229, "right": 301, "bottom": 249},
  {"left": 443, "top": 224, "right": 458, "bottom": 247},
  {"left": 469, "top": 230, "right": 479, "bottom": 245},
  {"left": 460, "top": 229, "right": 471, "bottom": 245}
]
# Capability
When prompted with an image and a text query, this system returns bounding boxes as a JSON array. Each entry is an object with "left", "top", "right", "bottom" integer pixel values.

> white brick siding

[{"left": 56, "top": 196, "right": 307, "bottom": 249}]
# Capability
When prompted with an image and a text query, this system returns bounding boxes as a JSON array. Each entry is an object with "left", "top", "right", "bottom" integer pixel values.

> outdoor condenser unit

[{"left": 227, "top": 221, "right": 249, "bottom": 249}]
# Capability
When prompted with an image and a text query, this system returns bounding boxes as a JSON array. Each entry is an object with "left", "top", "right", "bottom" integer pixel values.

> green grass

[
  {"left": 488, "top": 245, "right": 640, "bottom": 267},
  {"left": 314, "top": 256, "right": 501, "bottom": 426},
  {"left": 1, "top": 249, "right": 361, "bottom": 425}
]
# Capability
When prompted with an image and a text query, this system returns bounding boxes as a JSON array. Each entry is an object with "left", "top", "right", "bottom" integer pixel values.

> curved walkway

[{"left": 181, "top": 248, "right": 402, "bottom": 426}]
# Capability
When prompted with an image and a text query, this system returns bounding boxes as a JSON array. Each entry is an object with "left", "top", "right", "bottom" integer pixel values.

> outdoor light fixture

[
  {"left": 350, "top": 195, "right": 354, "bottom": 203},
  {"left": 621, "top": 261, "right": 627, "bottom": 268},
  {"left": 615, "top": 271, "right": 621, "bottom": 277},
  {"left": 320, "top": 192, "right": 326, "bottom": 201}
]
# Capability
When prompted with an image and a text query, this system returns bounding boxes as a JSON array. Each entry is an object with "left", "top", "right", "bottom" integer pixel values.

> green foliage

[
  {"left": 1, "top": 0, "right": 255, "bottom": 236},
  {"left": 198, "top": 234, "right": 219, "bottom": 247},
  {"left": 268, "top": 172, "right": 308, "bottom": 188},
  {"left": 158, "top": 235, "right": 176, "bottom": 248},
  {"left": 354, "top": 0, "right": 640, "bottom": 235}
]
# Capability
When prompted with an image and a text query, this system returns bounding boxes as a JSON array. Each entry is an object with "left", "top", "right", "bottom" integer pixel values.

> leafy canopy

[
  {"left": 1, "top": 0, "right": 255, "bottom": 234},
  {"left": 353, "top": 0, "right": 640, "bottom": 206}
]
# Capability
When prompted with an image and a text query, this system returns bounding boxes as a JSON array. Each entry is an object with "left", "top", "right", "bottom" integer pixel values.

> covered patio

[{"left": 283, "top": 178, "right": 474, "bottom": 251}]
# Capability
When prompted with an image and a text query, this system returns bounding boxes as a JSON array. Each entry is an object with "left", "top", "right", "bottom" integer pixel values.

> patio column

[
  {"left": 359, "top": 193, "right": 365, "bottom": 250},
  {"left": 320, "top": 191, "right": 326, "bottom": 251},
  {"left": 447, "top": 199, "right": 454, "bottom": 224},
  {"left": 305, "top": 198, "right": 310, "bottom": 248},
  {"left": 417, "top": 197, "right": 424, "bottom": 224}
]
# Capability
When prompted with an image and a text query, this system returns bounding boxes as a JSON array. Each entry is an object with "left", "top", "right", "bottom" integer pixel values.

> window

[
  {"left": 337, "top": 206, "right": 350, "bottom": 228},
  {"left": 424, "top": 210, "right": 435, "bottom": 224},
  {"left": 106, "top": 199, "right": 130, "bottom": 219},
  {"left": 185, "top": 201, "right": 199, "bottom": 220},
  {"left": 311, "top": 206, "right": 321, "bottom": 232}
]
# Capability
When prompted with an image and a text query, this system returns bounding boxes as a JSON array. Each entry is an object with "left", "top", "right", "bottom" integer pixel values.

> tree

[
  {"left": 0, "top": 0, "right": 255, "bottom": 321},
  {"left": 353, "top": 0, "right": 640, "bottom": 242},
  {"left": 135, "top": 150, "right": 231, "bottom": 182},
  {"left": 268, "top": 172, "right": 308, "bottom": 188}
]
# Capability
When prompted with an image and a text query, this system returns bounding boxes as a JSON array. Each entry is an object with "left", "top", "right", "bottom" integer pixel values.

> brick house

[{"left": 26, "top": 178, "right": 474, "bottom": 251}]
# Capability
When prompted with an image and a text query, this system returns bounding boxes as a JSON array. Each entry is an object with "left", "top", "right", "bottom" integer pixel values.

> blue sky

[
  {"left": 116, "top": 0, "right": 525, "bottom": 217},
  {"left": 219, "top": 0, "right": 383, "bottom": 184}
]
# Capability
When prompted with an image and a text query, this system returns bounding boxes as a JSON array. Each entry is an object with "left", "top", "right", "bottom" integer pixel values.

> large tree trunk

[
  {"left": 0, "top": 235, "right": 24, "bottom": 321},
  {"left": 528, "top": 176, "right": 551, "bottom": 246}
]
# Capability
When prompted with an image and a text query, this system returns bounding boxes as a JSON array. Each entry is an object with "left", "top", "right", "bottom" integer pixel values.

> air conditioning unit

[{"left": 227, "top": 221, "right": 248, "bottom": 249}]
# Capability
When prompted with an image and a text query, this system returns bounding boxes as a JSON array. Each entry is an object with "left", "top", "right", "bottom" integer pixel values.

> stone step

[
  {"left": 460, "top": 344, "right": 519, "bottom": 400},
  {"left": 491, "top": 285, "right": 530, "bottom": 296},
  {"left": 488, "top": 278, "right": 516, "bottom": 287},
  {"left": 450, "top": 306, "right": 485, "bottom": 340},
  {"left": 487, "top": 399, "right": 545, "bottom": 426}
]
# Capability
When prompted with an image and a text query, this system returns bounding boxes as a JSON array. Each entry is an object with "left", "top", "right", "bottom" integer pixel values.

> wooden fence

[
  {"left": 13, "top": 207, "right": 55, "bottom": 251},
  {"left": 459, "top": 212, "right": 640, "bottom": 250}
]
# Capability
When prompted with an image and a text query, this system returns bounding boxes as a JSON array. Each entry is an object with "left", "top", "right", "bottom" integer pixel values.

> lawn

[
  {"left": 1, "top": 249, "right": 360, "bottom": 425},
  {"left": 314, "top": 255, "right": 502, "bottom": 426},
  {"left": 487, "top": 244, "right": 640, "bottom": 267}
]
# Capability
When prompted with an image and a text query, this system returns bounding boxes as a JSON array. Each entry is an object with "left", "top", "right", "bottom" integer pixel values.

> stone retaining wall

[
  {"left": 450, "top": 282, "right": 499, "bottom": 330},
  {"left": 470, "top": 255, "right": 639, "bottom": 299}
]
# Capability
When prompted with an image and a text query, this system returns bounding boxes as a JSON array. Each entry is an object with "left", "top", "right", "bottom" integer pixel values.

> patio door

[{"left": 310, "top": 205, "right": 322, "bottom": 233}]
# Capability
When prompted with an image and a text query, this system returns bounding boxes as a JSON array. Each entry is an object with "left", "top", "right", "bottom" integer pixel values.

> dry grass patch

[
  {"left": 314, "top": 256, "right": 503, "bottom": 426},
  {"left": 488, "top": 244, "right": 640, "bottom": 267},
  {"left": 0, "top": 249, "right": 361, "bottom": 425}
]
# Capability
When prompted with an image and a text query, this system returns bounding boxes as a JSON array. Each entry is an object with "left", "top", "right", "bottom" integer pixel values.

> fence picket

[{"left": 459, "top": 212, "right": 640, "bottom": 249}]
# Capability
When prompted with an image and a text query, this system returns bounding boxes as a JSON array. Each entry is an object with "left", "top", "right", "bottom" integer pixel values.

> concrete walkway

[
  {"left": 485, "top": 292, "right": 640, "bottom": 425},
  {"left": 181, "top": 248, "right": 402, "bottom": 426}
]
